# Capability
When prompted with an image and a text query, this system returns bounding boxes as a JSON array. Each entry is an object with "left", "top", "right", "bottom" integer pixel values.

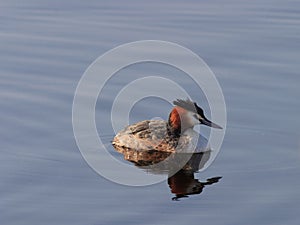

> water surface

[{"left": 1, "top": 0, "right": 300, "bottom": 225}]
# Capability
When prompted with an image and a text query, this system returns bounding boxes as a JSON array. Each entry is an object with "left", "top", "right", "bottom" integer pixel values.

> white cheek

[{"left": 188, "top": 112, "right": 200, "bottom": 126}]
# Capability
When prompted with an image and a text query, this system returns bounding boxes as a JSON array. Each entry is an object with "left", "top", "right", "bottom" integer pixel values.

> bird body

[{"left": 112, "top": 99, "right": 222, "bottom": 153}]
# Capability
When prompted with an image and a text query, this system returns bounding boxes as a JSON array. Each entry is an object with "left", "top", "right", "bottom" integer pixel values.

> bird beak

[{"left": 200, "top": 117, "right": 223, "bottom": 129}]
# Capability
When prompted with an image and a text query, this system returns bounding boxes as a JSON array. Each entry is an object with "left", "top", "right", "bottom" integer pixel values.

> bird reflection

[
  {"left": 113, "top": 144, "right": 222, "bottom": 200},
  {"left": 168, "top": 170, "right": 221, "bottom": 201}
]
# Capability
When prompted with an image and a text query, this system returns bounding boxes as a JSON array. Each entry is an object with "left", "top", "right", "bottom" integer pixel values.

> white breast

[{"left": 177, "top": 128, "right": 210, "bottom": 153}]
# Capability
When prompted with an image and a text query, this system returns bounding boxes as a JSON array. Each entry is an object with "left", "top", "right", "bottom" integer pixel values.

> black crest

[{"left": 173, "top": 99, "right": 204, "bottom": 116}]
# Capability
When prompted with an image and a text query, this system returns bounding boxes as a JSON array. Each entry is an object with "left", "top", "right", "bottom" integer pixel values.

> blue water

[{"left": 1, "top": 0, "right": 300, "bottom": 224}]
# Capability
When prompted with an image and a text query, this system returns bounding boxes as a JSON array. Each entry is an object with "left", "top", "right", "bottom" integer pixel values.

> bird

[{"left": 112, "top": 99, "right": 222, "bottom": 153}]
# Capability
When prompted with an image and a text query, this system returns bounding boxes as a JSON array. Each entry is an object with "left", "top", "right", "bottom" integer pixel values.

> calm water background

[{"left": 1, "top": 0, "right": 300, "bottom": 224}]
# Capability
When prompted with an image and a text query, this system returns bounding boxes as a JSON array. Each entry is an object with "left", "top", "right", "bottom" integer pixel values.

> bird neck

[{"left": 168, "top": 107, "right": 190, "bottom": 136}]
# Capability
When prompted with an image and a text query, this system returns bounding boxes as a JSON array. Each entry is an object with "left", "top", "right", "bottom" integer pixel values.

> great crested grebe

[{"left": 112, "top": 99, "right": 222, "bottom": 152}]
